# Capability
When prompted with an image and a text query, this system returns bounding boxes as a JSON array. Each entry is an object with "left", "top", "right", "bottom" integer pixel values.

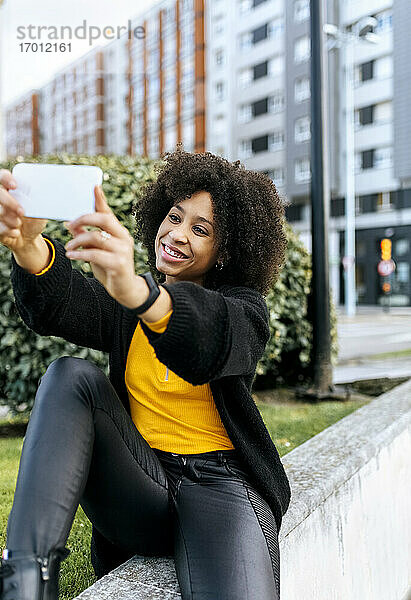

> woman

[{"left": 0, "top": 148, "right": 291, "bottom": 600}]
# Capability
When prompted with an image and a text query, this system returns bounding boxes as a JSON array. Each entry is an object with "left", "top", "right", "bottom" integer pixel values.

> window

[
  {"left": 239, "top": 0, "right": 252, "bottom": 14},
  {"left": 239, "top": 0, "right": 267, "bottom": 13},
  {"left": 264, "top": 168, "right": 285, "bottom": 186},
  {"left": 395, "top": 239, "right": 410, "bottom": 257},
  {"left": 214, "top": 113, "right": 226, "bottom": 134},
  {"left": 268, "top": 18, "right": 284, "bottom": 40},
  {"left": 182, "top": 90, "right": 194, "bottom": 112},
  {"left": 359, "top": 60, "right": 374, "bottom": 83},
  {"left": 295, "top": 116, "right": 311, "bottom": 142},
  {"left": 252, "top": 23, "right": 268, "bottom": 45},
  {"left": 356, "top": 194, "right": 377, "bottom": 213},
  {"left": 295, "top": 158, "right": 311, "bottom": 183},
  {"left": 268, "top": 93, "right": 284, "bottom": 113},
  {"left": 238, "top": 104, "right": 252, "bottom": 123},
  {"left": 397, "top": 263, "right": 409, "bottom": 284},
  {"left": 375, "top": 56, "right": 393, "bottom": 80},
  {"left": 268, "top": 130, "right": 284, "bottom": 151},
  {"left": 374, "top": 146, "right": 393, "bottom": 169},
  {"left": 356, "top": 105, "right": 374, "bottom": 127},
  {"left": 294, "top": 36, "right": 310, "bottom": 64},
  {"left": 376, "top": 192, "right": 392, "bottom": 211},
  {"left": 215, "top": 81, "right": 225, "bottom": 101},
  {"left": 183, "top": 120, "right": 194, "bottom": 151},
  {"left": 361, "top": 149, "right": 374, "bottom": 170},
  {"left": 213, "top": 15, "right": 225, "bottom": 36},
  {"left": 268, "top": 56, "right": 283, "bottom": 76},
  {"left": 164, "top": 127, "right": 176, "bottom": 152},
  {"left": 253, "top": 60, "right": 268, "bottom": 80},
  {"left": 252, "top": 97, "right": 268, "bottom": 117},
  {"left": 239, "top": 31, "right": 253, "bottom": 51},
  {"left": 375, "top": 10, "right": 393, "bottom": 34},
  {"left": 375, "top": 101, "right": 392, "bottom": 124},
  {"left": 215, "top": 49, "right": 225, "bottom": 66},
  {"left": 295, "top": 76, "right": 311, "bottom": 102},
  {"left": 251, "top": 134, "right": 268, "bottom": 154},
  {"left": 239, "top": 67, "right": 252, "bottom": 88},
  {"left": 285, "top": 203, "right": 303, "bottom": 222},
  {"left": 149, "top": 135, "right": 159, "bottom": 156},
  {"left": 238, "top": 139, "right": 252, "bottom": 159},
  {"left": 294, "top": 0, "right": 310, "bottom": 23}
]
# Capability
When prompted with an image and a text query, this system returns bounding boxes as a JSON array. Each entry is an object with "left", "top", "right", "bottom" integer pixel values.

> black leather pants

[{"left": 6, "top": 357, "right": 280, "bottom": 599}]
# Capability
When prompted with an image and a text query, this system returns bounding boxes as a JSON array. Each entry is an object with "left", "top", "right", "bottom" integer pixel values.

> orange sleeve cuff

[
  {"left": 141, "top": 308, "right": 173, "bottom": 334},
  {"left": 34, "top": 237, "right": 56, "bottom": 276}
]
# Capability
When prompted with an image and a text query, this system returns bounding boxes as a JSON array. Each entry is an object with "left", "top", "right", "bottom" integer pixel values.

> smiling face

[{"left": 154, "top": 190, "right": 222, "bottom": 286}]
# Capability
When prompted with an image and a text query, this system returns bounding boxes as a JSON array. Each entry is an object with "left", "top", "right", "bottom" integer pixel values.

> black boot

[{"left": 0, "top": 547, "right": 70, "bottom": 600}]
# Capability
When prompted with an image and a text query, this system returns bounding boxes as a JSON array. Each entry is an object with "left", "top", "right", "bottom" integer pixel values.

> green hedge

[{"left": 0, "top": 153, "right": 337, "bottom": 415}]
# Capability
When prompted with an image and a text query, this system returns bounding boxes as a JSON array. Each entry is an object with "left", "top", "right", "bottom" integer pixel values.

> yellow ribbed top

[{"left": 125, "top": 310, "right": 235, "bottom": 453}]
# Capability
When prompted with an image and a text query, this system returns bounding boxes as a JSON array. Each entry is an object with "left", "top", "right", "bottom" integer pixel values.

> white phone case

[{"left": 10, "top": 163, "right": 103, "bottom": 221}]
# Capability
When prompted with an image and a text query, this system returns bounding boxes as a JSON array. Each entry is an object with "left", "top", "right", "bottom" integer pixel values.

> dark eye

[{"left": 169, "top": 213, "right": 208, "bottom": 235}]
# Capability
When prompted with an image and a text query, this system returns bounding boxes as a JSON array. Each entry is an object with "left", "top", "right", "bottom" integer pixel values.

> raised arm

[
  {"left": 139, "top": 280, "right": 270, "bottom": 385},
  {"left": 10, "top": 234, "right": 117, "bottom": 353}
]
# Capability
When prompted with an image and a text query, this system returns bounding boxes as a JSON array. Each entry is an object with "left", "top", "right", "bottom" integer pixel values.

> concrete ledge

[
  {"left": 75, "top": 557, "right": 180, "bottom": 599},
  {"left": 74, "top": 378, "right": 411, "bottom": 599}
]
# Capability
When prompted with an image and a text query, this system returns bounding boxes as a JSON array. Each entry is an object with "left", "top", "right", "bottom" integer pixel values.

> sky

[{"left": 0, "top": 0, "right": 159, "bottom": 105}]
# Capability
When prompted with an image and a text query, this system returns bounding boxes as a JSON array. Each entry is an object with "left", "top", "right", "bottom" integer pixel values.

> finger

[
  {"left": 0, "top": 170, "right": 17, "bottom": 191},
  {"left": 65, "top": 230, "right": 120, "bottom": 251},
  {"left": 68, "top": 212, "right": 124, "bottom": 238},
  {"left": 94, "top": 185, "right": 111, "bottom": 214},
  {"left": 0, "top": 211, "right": 22, "bottom": 229},
  {"left": 0, "top": 188, "right": 25, "bottom": 217},
  {"left": 65, "top": 247, "right": 118, "bottom": 268},
  {"left": 0, "top": 222, "right": 20, "bottom": 237}
]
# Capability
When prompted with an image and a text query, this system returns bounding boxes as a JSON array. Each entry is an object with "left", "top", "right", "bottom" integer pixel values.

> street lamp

[{"left": 324, "top": 17, "right": 380, "bottom": 316}]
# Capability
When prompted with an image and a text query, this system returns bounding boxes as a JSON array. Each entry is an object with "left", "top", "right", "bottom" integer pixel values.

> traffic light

[
  {"left": 380, "top": 238, "right": 392, "bottom": 261},
  {"left": 382, "top": 282, "right": 391, "bottom": 293}
]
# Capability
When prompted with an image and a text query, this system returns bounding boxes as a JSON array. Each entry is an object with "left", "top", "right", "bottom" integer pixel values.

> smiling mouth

[{"left": 161, "top": 243, "right": 190, "bottom": 260}]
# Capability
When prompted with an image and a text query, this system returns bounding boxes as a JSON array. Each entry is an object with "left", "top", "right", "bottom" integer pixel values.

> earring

[{"left": 216, "top": 261, "right": 224, "bottom": 270}]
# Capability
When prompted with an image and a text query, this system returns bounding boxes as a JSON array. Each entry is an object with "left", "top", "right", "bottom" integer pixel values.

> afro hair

[{"left": 132, "top": 144, "right": 287, "bottom": 297}]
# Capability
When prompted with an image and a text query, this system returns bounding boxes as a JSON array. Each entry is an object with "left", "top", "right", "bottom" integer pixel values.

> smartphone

[{"left": 9, "top": 163, "right": 103, "bottom": 222}]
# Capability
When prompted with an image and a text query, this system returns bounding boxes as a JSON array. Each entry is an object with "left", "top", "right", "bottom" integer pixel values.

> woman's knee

[
  {"left": 35, "top": 357, "right": 107, "bottom": 412},
  {"left": 40, "top": 356, "right": 104, "bottom": 386}
]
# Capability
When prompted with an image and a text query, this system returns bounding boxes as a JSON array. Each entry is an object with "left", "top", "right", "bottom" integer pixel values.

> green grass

[
  {"left": 255, "top": 398, "right": 371, "bottom": 456},
  {"left": 0, "top": 436, "right": 97, "bottom": 599},
  {"left": 0, "top": 397, "right": 370, "bottom": 598},
  {"left": 365, "top": 348, "right": 411, "bottom": 360}
]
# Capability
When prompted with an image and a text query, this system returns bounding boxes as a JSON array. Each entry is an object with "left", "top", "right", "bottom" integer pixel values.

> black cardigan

[{"left": 9, "top": 234, "right": 291, "bottom": 534}]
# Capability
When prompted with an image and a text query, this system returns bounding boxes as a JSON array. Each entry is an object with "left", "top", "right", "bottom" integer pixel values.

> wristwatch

[{"left": 134, "top": 271, "right": 161, "bottom": 313}]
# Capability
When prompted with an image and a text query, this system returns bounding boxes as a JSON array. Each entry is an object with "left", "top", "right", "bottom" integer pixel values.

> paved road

[
  {"left": 334, "top": 305, "right": 411, "bottom": 383},
  {"left": 336, "top": 306, "right": 411, "bottom": 361}
]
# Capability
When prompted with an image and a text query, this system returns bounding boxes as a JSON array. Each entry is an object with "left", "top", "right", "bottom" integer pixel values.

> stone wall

[{"left": 75, "top": 379, "right": 411, "bottom": 599}]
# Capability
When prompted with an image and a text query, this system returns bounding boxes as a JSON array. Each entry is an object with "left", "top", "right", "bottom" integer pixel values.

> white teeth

[{"left": 164, "top": 244, "right": 186, "bottom": 258}]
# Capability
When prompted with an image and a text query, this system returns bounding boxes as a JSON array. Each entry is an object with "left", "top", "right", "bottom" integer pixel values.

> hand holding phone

[
  {"left": 9, "top": 163, "right": 103, "bottom": 222},
  {"left": 0, "top": 168, "right": 48, "bottom": 254}
]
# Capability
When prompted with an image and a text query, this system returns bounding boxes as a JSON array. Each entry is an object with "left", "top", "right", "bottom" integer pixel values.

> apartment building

[
  {"left": 5, "top": 91, "right": 40, "bottom": 157},
  {"left": 4, "top": 0, "right": 410, "bottom": 305},
  {"left": 128, "top": 0, "right": 205, "bottom": 157},
  {"left": 39, "top": 47, "right": 106, "bottom": 155},
  {"left": 279, "top": 0, "right": 411, "bottom": 306},
  {"left": 209, "top": 0, "right": 410, "bottom": 306}
]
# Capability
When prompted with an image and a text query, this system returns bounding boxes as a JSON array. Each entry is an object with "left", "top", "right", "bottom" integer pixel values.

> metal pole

[
  {"left": 309, "top": 0, "right": 332, "bottom": 394},
  {"left": 344, "top": 39, "right": 356, "bottom": 315}
]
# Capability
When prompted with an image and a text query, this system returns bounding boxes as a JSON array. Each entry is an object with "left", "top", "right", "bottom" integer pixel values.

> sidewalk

[{"left": 333, "top": 356, "right": 411, "bottom": 385}]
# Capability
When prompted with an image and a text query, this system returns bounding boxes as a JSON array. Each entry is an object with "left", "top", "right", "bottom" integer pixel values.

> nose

[{"left": 169, "top": 226, "right": 189, "bottom": 242}]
